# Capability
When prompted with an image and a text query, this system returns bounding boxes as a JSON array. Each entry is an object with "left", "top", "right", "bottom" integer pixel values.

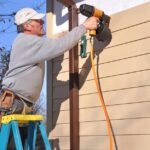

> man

[{"left": 0, "top": 7, "right": 99, "bottom": 114}]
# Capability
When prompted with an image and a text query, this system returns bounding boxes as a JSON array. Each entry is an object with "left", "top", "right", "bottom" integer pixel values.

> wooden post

[
  {"left": 68, "top": 4, "right": 79, "bottom": 150},
  {"left": 57, "top": 1, "right": 79, "bottom": 150}
]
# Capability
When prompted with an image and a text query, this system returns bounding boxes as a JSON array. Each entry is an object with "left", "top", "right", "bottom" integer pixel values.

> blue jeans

[
  {"left": 1, "top": 98, "right": 33, "bottom": 115},
  {"left": 5, "top": 98, "right": 25, "bottom": 115}
]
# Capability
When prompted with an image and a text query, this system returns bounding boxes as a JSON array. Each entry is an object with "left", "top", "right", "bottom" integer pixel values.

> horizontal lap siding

[
  {"left": 52, "top": 102, "right": 150, "bottom": 124},
  {"left": 80, "top": 135, "right": 150, "bottom": 150},
  {"left": 78, "top": 2, "right": 150, "bottom": 150},
  {"left": 50, "top": 51, "right": 70, "bottom": 149},
  {"left": 51, "top": 2, "right": 150, "bottom": 150}
]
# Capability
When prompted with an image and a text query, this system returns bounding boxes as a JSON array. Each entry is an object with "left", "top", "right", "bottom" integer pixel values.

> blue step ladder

[{"left": 0, "top": 114, "right": 52, "bottom": 150}]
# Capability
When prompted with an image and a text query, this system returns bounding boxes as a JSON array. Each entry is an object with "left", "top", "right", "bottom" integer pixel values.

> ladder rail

[{"left": 0, "top": 114, "right": 52, "bottom": 150}]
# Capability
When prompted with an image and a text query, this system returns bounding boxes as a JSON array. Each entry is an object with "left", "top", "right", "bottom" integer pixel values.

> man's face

[{"left": 24, "top": 19, "right": 45, "bottom": 36}]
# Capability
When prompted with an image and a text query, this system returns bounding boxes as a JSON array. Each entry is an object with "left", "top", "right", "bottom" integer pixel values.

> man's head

[{"left": 15, "top": 8, "right": 45, "bottom": 36}]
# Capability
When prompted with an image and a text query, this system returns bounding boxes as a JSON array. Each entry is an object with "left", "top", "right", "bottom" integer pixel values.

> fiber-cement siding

[{"left": 49, "top": 2, "right": 150, "bottom": 150}]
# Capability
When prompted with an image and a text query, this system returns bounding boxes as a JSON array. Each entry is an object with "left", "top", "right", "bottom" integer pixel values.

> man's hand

[{"left": 82, "top": 16, "right": 99, "bottom": 30}]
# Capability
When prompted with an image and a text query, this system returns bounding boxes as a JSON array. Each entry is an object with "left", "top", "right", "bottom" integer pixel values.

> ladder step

[
  {"left": 0, "top": 114, "right": 52, "bottom": 150},
  {"left": 2, "top": 114, "right": 44, "bottom": 124}
]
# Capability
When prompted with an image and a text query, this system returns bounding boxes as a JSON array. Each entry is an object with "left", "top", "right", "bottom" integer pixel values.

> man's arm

[{"left": 16, "top": 17, "right": 99, "bottom": 65}]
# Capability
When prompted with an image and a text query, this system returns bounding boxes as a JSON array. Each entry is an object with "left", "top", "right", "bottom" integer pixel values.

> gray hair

[
  {"left": 16, "top": 20, "right": 32, "bottom": 33},
  {"left": 17, "top": 24, "right": 25, "bottom": 33}
]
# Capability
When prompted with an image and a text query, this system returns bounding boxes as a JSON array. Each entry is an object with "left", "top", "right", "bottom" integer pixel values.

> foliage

[{"left": 0, "top": 47, "right": 10, "bottom": 88}]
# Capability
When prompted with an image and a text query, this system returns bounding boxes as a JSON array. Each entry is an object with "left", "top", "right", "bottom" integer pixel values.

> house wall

[
  {"left": 46, "top": 1, "right": 150, "bottom": 150},
  {"left": 52, "top": 0, "right": 150, "bottom": 34}
]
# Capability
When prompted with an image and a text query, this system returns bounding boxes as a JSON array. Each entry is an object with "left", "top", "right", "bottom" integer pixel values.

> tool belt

[
  {"left": 0, "top": 90, "right": 14, "bottom": 112},
  {"left": 0, "top": 90, "right": 33, "bottom": 127}
]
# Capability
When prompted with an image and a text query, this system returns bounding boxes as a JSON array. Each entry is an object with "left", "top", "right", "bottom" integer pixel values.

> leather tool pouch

[{"left": 0, "top": 90, "right": 15, "bottom": 113}]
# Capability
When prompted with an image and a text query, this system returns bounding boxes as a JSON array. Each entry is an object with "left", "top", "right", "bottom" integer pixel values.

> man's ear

[
  {"left": 24, "top": 23, "right": 29, "bottom": 29},
  {"left": 24, "top": 23, "right": 31, "bottom": 31}
]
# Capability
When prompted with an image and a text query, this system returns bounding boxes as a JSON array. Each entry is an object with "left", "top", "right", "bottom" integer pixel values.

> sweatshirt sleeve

[{"left": 15, "top": 25, "right": 87, "bottom": 65}]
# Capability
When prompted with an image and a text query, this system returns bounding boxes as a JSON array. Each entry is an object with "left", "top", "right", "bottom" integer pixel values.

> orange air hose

[{"left": 89, "top": 37, "right": 113, "bottom": 150}]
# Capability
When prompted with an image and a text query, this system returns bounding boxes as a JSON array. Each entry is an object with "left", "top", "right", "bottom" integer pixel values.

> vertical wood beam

[
  {"left": 68, "top": 4, "right": 79, "bottom": 150},
  {"left": 46, "top": 0, "right": 54, "bottom": 136},
  {"left": 57, "top": 0, "right": 75, "bottom": 7},
  {"left": 53, "top": 1, "right": 79, "bottom": 149}
]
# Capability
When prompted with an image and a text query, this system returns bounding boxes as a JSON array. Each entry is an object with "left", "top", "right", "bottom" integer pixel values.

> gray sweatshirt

[{"left": 2, "top": 25, "right": 87, "bottom": 103}]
